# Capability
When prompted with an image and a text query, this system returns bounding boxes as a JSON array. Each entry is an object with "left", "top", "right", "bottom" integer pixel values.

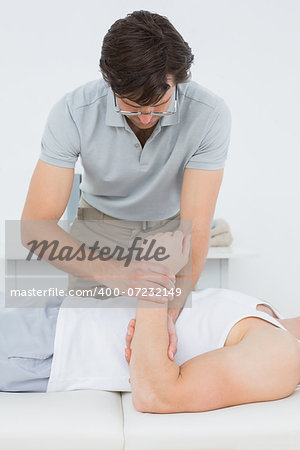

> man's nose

[{"left": 139, "top": 110, "right": 153, "bottom": 124}]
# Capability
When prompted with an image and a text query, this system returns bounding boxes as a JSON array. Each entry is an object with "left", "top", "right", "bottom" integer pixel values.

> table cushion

[
  {"left": 122, "top": 389, "right": 300, "bottom": 450},
  {"left": 0, "top": 390, "right": 124, "bottom": 450}
]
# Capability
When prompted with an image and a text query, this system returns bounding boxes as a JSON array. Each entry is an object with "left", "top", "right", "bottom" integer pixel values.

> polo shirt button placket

[{"left": 141, "top": 221, "right": 148, "bottom": 231}]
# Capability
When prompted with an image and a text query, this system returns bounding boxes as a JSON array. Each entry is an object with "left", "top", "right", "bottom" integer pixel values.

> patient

[{"left": 0, "top": 230, "right": 300, "bottom": 415}]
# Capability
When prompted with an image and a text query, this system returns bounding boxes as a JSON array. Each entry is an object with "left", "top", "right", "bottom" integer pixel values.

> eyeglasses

[{"left": 113, "top": 86, "right": 178, "bottom": 117}]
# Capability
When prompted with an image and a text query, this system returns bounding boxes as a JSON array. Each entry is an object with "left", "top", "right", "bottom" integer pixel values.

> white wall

[{"left": 1, "top": 0, "right": 299, "bottom": 314}]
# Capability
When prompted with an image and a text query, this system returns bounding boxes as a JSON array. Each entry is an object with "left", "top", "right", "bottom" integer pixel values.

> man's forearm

[{"left": 168, "top": 231, "right": 210, "bottom": 322}]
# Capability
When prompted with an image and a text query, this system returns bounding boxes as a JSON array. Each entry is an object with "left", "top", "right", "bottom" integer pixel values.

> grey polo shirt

[{"left": 40, "top": 78, "right": 231, "bottom": 221}]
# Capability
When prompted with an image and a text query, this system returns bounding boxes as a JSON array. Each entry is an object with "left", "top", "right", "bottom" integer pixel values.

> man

[{"left": 21, "top": 10, "right": 231, "bottom": 361}]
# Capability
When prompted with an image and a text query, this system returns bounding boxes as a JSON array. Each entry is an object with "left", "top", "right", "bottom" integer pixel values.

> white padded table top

[
  {"left": 121, "top": 390, "right": 300, "bottom": 450},
  {"left": 1, "top": 389, "right": 299, "bottom": 449},
  {"left": 0, "top": 390, "right": 124, "bottom": 450}
]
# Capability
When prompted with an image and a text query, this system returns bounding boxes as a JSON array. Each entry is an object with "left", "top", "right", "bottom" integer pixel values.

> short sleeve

[
  {"left": 185, "top": 100, "right": 231, "bottom": 170},
  {"left": 39, "top": 95, "right": 80, "bottom": 168}
]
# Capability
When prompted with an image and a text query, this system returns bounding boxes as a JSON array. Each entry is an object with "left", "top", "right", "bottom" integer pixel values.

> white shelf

[{"left": 207, "top": 246, "right": 257, "bottom": 259}]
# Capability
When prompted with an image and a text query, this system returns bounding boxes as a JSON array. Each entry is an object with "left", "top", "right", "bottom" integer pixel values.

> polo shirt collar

[
  {"left": 105, "top": 87, "right": 126, "bottom": 127},
  {"left": 160, "top": 90, "right": 180, "bottom": 126},
  {"left": 105, "top": 85, "right": 180, "bottom": 127}
]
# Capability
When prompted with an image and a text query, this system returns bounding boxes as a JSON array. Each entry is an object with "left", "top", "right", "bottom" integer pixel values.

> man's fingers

[
  {"left": 145, "top": 276, "right": 176, "bottom": 291},
  {"left": 148, "top": 263, "right": 176, "bottom": 281},
  {"left": 134, "top": 276, "right": 175, "bottom": 293}
]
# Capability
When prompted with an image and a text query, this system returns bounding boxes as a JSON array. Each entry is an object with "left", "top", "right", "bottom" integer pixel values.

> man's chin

[{"left": 129, "top": 117, "right": 160, "bottom": 129}]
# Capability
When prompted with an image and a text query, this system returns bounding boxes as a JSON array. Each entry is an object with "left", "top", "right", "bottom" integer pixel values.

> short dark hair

[{"left": 99, "top": 10, "right": 194, "bottom": 105}]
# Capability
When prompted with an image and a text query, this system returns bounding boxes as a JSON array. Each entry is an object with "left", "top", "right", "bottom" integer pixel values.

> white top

[{"left": 47, "top": 288, "right": 298, "bottom": 393}]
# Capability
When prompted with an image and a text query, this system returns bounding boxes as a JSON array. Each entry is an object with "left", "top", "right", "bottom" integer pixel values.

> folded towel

[
  {"left": 210, "top": 218, "right": 230, "bottom": 237},
  {"left": 210, "top": 231, "right": 233, "bottom": 247},
  {"left": 209, "top": 219, "right": 233, "bottom": 247}
]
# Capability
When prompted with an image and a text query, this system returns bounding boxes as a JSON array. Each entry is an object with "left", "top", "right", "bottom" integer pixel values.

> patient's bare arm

[
  {"left": 128, "top": 299, "right": 181, "bottom": 409},
  {"left": 126, "top": 232, "right": 191, "bottom": 404},
  {"left": 125, "top": 231, "right": 191, "bottom": 361}
]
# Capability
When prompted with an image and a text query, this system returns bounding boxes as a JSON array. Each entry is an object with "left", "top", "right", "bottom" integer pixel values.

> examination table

[{"left": 0, "top": 388, "right": 299, "bottom": 449}]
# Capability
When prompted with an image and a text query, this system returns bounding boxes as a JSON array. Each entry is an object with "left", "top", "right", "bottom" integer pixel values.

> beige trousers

[{"left": 68, "top": 196, "right": 181, "bottom": 299}]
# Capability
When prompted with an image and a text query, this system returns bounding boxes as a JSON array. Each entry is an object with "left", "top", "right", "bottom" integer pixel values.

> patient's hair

[{"left": 99, "top": 10, "right": 194, "bottom": 105}]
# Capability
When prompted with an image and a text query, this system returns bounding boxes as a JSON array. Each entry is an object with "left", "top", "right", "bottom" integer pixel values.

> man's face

[{"left": 116, "top": 77, "right": 176, "bottom": 129}]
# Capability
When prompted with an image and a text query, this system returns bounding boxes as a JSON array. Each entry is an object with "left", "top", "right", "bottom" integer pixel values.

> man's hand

[
  {"left": 125, "top": 312, "right": 177, "bottom": 366},
  {"left": 100, "top": 259, "right": 176, "bottom": 304},
  {"left": 93, "top": 230, "right": 191, "bottom": 304},
  {"left": 139, "top": 230, "right": 191, "bottom": 276}
]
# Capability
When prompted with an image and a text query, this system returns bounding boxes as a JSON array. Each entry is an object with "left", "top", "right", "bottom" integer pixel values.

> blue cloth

[{"left": 0, "top": 293, "right": 62, "bottom": 392}]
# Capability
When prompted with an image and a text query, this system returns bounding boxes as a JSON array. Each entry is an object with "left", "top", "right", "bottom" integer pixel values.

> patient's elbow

[
  {"left": 132, "top": 395, "right": 149, "bottom": 413},
  {"left": 132, "top": 388, "right": 161, "bottom": 414},
  {"left": 132, "top": 387, "right": 175, "bottom": 414}
]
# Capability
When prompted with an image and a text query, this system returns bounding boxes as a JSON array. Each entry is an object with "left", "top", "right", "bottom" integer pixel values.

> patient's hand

[
  {"left": 125, "top": 318, "right": 136, "bottom": 375},
  {"left": 139, "top": 230, "right": 191, "bottom": 275},
  {"left": 125, "top": 313, "right": 177, "bottom": 369}
]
